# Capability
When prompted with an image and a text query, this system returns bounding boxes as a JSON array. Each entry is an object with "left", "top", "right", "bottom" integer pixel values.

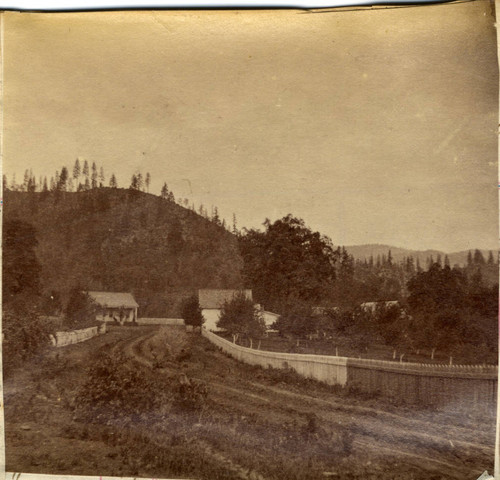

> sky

[{"left": 2, "top": 1, "right": 499, "bottom": 252}]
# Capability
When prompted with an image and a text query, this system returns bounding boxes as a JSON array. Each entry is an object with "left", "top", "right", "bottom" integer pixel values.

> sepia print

[{"left": 1, "top": 2, "right": 499, "bottom": 479}]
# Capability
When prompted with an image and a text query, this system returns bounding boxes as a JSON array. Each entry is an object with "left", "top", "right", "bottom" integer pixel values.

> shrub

[
  {"left": 181, "top": 295, "right": 204, "bottom": 328},
  {"left": 3, "top": 299, "right": 52, "bottom": 376}
]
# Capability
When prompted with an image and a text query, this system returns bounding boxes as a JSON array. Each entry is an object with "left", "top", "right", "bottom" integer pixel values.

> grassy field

[
  {"left": 4, "top": 325, "right": 496, "bottom": 479},
  {"left": 223, "top": 332, "right": 497, "bottom": 365}
]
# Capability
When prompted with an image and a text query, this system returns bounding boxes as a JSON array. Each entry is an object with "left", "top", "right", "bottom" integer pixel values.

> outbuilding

[
  {"left": 198, "top": 289, "right": 253, "bottom": 331},
  {"left": 87, "top": 291, "right": 139, "bottom": 325}
]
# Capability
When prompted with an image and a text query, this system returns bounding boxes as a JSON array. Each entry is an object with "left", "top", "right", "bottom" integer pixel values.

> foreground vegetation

[{"left": 5, "top": 326, "right": 495, "bottom": 480}]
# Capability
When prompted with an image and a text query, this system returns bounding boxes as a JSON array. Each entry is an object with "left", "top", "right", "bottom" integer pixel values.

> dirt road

[{"left": 4, "top": 325, "right": 496, "bottom": 479}]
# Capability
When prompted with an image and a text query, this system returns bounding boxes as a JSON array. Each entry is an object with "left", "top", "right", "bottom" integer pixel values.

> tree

[
  {"left": 3, "top": 220, "right": 41, "bottom": 301},
  {"left": 136, "top": 172, "right": 144, "bottom": 191},
  {"left": 109, "top": 173, "right": 118, "bottom": 188},
  {"left": 239, "top": 215, "right": 339, "bottom": 312},
  {"left": 232, "top": 213, "right": 238, "bottom": 235},
  {"left": 91, "top": 162, "right": 98, "bottom": 189},
  {"left": 82, "top": 160, "right": 89, "bottom": 180},
  {"left": 23, "top": 169, "right": 30, "bottom": 191},
  {"left": 473, "top": 249, "right": 485, "bottom": 265},
  {"left": 487, "top": 251, "right": 495, "bottom": 265},
  {"left": 99, "top": 166, "right": 105, "bottom": 187},
  {"left": 145, "top": 172, "right": 151, "bottom": 192},
  {"left": 161, "top": 182, "right": 168, "bottom": 199},
  {"left": 212, "top": 206, "right": 221, "bottom": 225},
  {"left": 217, "top": 292, "right": 265, "bottom": 341},
  {"left": 181, "top": 295, "right": 204, "bottom": 328},
  {"left": 274, "top": 302, "right": 318, "bottom": 339},
  {"left": 407, "top": 264, "right": 469, "bottom": 357},
  {"left": 73, "top": 158, "right": 81, "bottom": 180},
  {"left": 130, "top": 174, "right": 139, "bottom": 190},
  {"left": 58, "top": 166, "right": 69, "bottom": 191},
  {"left": 65, "top": 288, "right": 97, "bottom": 329}
]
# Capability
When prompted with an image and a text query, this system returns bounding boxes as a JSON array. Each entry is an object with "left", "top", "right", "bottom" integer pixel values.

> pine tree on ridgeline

[
  {"left": 136, "top": 172, "right": 144, "bottom": 191},
  {"left": 130, "top": 174, "right": 139, "bottom": 190},
  {"left": 487, "top": 250, "right": 495, "bottom": 265},
  {"left": 58, "top": 166, "right": 69, "bottom": 191},
  {"left": 145, "top": 172, "right": 151, "bottom": 193},
  {"left": 160, "top": 182, "right": 168, "bottom": 199},
  {"left": 82, "top": 160, "right": 89, "bottom": 179},
  {"left": 91, "top": 162, "right": 98, "bottom": 189},
  {"left": 73, "top": 158, "right": 81, "bottom": 182},
  {"left": 444, "top": 255, "right": 450, "bottom": 268},
  {"left": 109, "top": 173, "right": 118, "bottom": 188},
  {"left": 99, "top": 166, "right": 105, "bottom": 187}
]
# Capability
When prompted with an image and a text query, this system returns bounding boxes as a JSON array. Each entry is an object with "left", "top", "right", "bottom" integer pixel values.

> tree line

[{"left": 4, "top": 161, "right": 242, "bottom": 235}]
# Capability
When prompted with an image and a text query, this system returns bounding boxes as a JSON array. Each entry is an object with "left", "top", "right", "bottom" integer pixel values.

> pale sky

[{"left": 3, "top": 1, "right": 499, "bottom": 252}]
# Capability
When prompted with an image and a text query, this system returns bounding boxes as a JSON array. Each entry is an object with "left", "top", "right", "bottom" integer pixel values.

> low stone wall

[
  {"left": 202, "top": 329, "right": 497, "bottom": 410},
  {"left": 50, "top": 323, "right": 107, "bottom": 347},
  {"left": 136, "top": 318, "right": 184, "bottom": 326}
]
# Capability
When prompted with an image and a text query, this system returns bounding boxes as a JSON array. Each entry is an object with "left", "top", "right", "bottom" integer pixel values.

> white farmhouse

[{"left": 87, "top": 291, "right": 139, "bottom": 325}]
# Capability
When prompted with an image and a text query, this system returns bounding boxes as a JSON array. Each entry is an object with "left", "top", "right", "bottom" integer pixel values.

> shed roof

[
  {"left": 198, "top": 289, "right": 252, "bottom": 309},
  {"left": 87, "top": 291, "right": 139, "bottom": 309}
]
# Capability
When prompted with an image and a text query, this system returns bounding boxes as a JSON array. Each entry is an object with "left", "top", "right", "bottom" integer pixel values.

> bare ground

[{"left": 4, "top": 325, "right": 495, "bottom": 479}]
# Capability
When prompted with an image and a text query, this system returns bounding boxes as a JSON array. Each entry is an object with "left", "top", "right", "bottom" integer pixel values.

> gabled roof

[
  {"left": 198, "top": 289, "right": 252, "bottom": 309},
  {"left": 87, "top": 291, "right": 139, "bottom": 309}
]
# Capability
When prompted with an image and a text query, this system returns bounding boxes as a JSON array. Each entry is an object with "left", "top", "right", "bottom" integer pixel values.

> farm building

[
  {"left": 198, "top": 289, "right": 280, "bottom": 331},
  {"left": 360, "top": 300, "right": 399, "bottom": 313},
  {"left": 87, "top": 291, "right": 139, "bottom": 324},
  {"left": 198, "top": 289, "right": 253, "bottom": 331},
  {"left": 258, "top": 307, "right": 280, "bottom": 329}
]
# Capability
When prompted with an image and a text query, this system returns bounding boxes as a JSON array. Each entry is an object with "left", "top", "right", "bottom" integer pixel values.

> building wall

[
  {"left": 202, "top": 309, "right": 223, "bottom": 331},
  {"left": 262, "top": 311, "right": 280, "bottom": 328},
  {"left": 97, "top": 307, "right": 135, "bottom": 323}
]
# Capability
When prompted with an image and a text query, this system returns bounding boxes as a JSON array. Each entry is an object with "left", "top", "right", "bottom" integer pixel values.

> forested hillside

[{"left": 4, "top": 189, "right": 243, "bottom": 316}]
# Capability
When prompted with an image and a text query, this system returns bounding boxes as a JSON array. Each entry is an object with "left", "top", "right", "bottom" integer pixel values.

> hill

[{"left": 4, "top": 188, "right": 243, "bottom": 316}]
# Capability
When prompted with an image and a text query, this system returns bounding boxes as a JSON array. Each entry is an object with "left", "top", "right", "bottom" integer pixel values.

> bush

[
  {"left": 181, "top": 295, "right": 204, "bottom": 328},
  {"left": 64, "top": 288, "right": 97, "bottom": 329},
  {"left": 75, "top": 351, "right": 171, "bottom": 422},
  {"left": 3, "top": 298, "right": 52, "bottom": 376},
  {"left": 217, "top": 292, "right": 265, "bottom": 340}
]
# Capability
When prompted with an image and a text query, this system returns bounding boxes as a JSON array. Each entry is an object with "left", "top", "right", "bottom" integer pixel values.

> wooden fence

[
  {"left": 202, "top": 329, "right": 497, "bottom": 410},
  {"left": 136, "top": 318, "right": 184, "bottom": 326}
]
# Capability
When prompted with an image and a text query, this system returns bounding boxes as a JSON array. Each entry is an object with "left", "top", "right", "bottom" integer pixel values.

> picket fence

[
  {"left": 50, "top": 323, "right": 107, "bottom": 347},
  {"left": 202, "top": 329, "right": 497, "bottom": 410}
]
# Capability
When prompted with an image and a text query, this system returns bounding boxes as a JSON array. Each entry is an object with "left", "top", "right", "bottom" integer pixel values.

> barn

[{"left": 87, "top": 291, "right": 139, "bottom": 325}]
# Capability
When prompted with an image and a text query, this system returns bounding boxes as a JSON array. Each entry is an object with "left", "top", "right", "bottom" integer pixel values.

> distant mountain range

[{"left": 344, "top": 244, "right": 496, "bottom": 267}]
